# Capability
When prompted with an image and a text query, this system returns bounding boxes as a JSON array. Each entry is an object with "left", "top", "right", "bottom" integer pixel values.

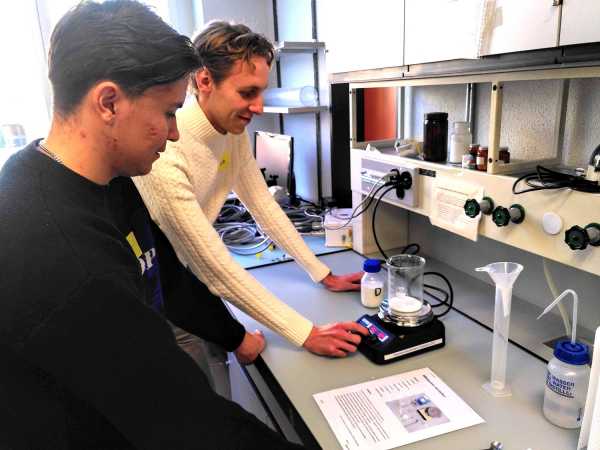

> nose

[
  {"left": 168, "top": 120, "right": 180, "bottom": 142},
  {"left": 248, "top": 95, "right": 264, "bottom": 115}
]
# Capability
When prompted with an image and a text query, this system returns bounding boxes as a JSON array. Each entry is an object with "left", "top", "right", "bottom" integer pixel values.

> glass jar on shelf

[
  {"left": 422, "top": 112, "right": 448, "bottom": 162},
  {"left": 449, "top": 121, "right": 472, "bottom": 164}
]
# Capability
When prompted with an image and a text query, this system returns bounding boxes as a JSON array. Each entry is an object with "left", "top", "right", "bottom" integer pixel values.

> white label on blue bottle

[{"left": 546, "top": 371, "right": 575, "bottom": 398}]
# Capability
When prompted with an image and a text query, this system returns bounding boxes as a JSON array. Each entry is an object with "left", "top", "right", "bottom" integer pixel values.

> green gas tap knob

[
  {"left": 492, "top": 204, "right": 525, "bottom": 227},
  {"left": 565, "top": 223, "right": 600, "bottom": 250},
  {"left": 464, "top": 197, "right": 495, "bottom": 218}
]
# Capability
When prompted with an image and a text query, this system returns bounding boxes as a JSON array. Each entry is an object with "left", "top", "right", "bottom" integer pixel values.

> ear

[
  {"left": 194, "top": 68, "right": 214, "bottom": 94},
  {"left": 90, "top": 81, "right": 126, "bottom": 125}
]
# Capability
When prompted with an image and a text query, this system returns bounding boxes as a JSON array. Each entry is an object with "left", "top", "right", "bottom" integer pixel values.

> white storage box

[{"left": 324, "top": 209, "right": 354, "bottom": 248}]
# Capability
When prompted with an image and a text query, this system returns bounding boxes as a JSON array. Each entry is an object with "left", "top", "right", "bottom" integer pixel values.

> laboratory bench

[{"left": 228, "top": 249, "right": 580, "bottom": 450}]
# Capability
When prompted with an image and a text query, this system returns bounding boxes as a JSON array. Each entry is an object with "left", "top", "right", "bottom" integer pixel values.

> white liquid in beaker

[{"left": 388, "top": 295, "right": 422, "bottom": 313}]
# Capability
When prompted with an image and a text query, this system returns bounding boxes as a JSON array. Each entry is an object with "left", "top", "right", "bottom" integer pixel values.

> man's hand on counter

[
  {"left": 234, "top": 330, "right": 265, "bottom": 365},
  {"left": 321, "top": 272, "right": 362, "bottom": 292},
  {"left": 303, "top": 322, "right": 369, "bottom": 357}
]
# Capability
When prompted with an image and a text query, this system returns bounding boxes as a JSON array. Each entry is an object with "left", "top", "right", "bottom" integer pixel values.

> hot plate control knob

[
  {"left": 565, "top": 223, "right": 600, "bottom": 250},
  {"left": 492, "top": 204, "right": 525, "bottom": 227},
  {"left": 464, "top": 197, "right": 494, "bottom": 218}
]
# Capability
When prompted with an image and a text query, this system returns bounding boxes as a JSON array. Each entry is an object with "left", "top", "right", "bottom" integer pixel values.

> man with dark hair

[
  {"left": 134, "top": 21, "right": 368, "bottom": 366},
  {"left": 0, "top": 2, "right": 303, "bottom": 448}
]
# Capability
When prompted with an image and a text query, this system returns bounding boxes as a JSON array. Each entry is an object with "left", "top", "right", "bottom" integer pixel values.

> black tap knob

[
  {"left": 492, "top": 204, "right": 525, "bottom": 227},
  {"left": 464, "top": 199, "right": 481, "bottom": 218},
  {"left": 565, "top": 225, "right": 589, "bottom": 250},
  {"left": 492, "top": 206, "right": 510, "bottom": 227},
  {"left": 565, "top": 223, "right": 600, "bottom": 250},
  {"left": 464, "top": 196, "right": 494, "bottom": 218}
]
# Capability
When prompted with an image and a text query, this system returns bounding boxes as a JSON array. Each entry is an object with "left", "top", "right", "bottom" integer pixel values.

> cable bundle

[
  {"left": 512, "top": 165, "right": 600, "bottom": 195},
  {"left": 215, "top": 200, "right": 327, "bottom": 255},
  {"left": 215, "top": 203, "right": 271, "bottom": 255}
]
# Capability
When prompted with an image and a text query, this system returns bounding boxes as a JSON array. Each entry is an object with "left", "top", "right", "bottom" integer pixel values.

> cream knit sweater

[{"left": 133, "top": 99, "right": 331, "bottom": 346}]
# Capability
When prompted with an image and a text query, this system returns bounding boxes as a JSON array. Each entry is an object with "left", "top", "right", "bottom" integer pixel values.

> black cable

[
  {"left": 371, "top": 185, "right": 454, "bottom": 319},
  {"left": 352, "top": 181, "right": 394, "bottom": 220},
  {"left": 424, "top": 272, "right": 454, "bottom": 318},
  {"left": 512, "top": 165, "right": 600, "bottom": 195},
  {"left": 296, "top": 195, "right": 320, "bottom": 209},
  {"left": 423, "top": 284, "right": 448, "bottom": 306},
  {"left": 371, "top": 185, "right": 396, "bottom": 260}
]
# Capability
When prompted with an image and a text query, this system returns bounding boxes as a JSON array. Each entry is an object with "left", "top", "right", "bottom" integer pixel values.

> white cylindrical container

[
  {"left": 543, "top": 340, "right": 590, "bottom": 429},
  {"left": 263, "top": 86, "right": 318, "bottom": 107},
  {"left": 448, "top": 121, "right": 472, "bottom": 164},
  {"left": 361, "top": 259, "right": 384, "bottom": 308}
]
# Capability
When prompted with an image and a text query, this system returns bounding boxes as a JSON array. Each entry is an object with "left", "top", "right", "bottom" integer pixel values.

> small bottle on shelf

[
  {"left": 477, "top": 146, "right": 489, "bottom": 171},
  {"left": 449, "top": 121, "right": 472, "bottom": 164}
]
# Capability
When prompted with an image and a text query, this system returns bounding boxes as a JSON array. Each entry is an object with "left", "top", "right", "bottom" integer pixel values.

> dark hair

[
  {"left": 191, "top": 21, "right": 274, "bottom": 89},
  {"left": 48, "top": 0, "right": 201, "bottom": 116}
]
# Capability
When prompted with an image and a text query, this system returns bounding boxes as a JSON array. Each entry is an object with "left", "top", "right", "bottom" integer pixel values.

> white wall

[
  {"left": 563, "top": 78, "right": 600, "bottom": 168},
  {"left": 276, "top": 0, "right": 312, "bottom": 41},
  {"left": 200, "top": 0, "right": 275, "bottom": 41},
  {"left": 474, "top": 80, "right": 560, "bottom": 162},
  {"left": 408, "top": 84, "right": 468, "bottom": 141}
]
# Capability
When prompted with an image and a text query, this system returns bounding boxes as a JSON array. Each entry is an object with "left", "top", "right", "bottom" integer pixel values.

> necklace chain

[{"left": 38, "top": 141, "right": 63, "bottom": 165}]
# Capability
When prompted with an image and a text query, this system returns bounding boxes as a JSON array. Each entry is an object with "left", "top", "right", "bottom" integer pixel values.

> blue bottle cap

[
  {"left": 553, "top": 340, "right": 590, "bottom": 365},
  {"left": 363, "top": 259, "right": 381, "bottom": 273}
]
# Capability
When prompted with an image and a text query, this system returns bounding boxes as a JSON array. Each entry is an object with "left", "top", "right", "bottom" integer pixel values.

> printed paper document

[{"left": 313, "top": 367, "right": 484, "bottom": 450}]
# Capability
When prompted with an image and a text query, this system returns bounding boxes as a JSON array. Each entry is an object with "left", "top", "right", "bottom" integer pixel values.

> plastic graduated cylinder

[{"left": 476, "top": 262, "right": 523, "bottom": 398}]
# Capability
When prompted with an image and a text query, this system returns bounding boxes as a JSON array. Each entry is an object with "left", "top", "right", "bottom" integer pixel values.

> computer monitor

[{"left": 254, "top": 131, "right": 297, "bottom": 205}]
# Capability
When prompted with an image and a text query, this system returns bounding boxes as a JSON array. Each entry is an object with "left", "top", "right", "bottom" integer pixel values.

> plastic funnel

[
  {"left": 475, "top": 262, "right": 523, "bottom": 397},
  {"left": 476, "top": 262, "right": 523, "bottom": 316}
]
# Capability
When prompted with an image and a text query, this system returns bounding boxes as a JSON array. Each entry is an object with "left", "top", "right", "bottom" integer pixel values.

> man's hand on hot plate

[{"left": 303, "top": 322, "right": 369, "bottom": 357}]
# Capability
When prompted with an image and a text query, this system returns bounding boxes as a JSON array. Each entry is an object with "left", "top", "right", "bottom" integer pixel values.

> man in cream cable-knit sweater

[{"left": 134, "top": 21, "right": 368, "bottom": 363}]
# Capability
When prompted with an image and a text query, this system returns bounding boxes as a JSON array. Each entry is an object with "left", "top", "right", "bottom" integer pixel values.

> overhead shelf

[
  {"left": 275, "top": 40, "right": 325, "bottom": 55},
  {"left": 263, "top": 105, "right": 328, "bottom": 114}
]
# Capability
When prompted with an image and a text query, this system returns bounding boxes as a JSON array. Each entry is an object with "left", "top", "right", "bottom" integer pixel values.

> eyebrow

[{"left": 240, "top": 84, "right": 268, "bottom": 91}]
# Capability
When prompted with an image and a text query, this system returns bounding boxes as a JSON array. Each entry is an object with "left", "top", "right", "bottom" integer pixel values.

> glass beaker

[{"left": 386, "top": 254, "right": 425, "bottom": 314}]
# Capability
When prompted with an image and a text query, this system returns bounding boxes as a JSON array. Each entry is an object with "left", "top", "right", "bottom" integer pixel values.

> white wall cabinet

[
  {"left": 404, "top": 0, "right": 481, "bottom": 65},
  {"left": 559, "top": 0, "right": 600, "bottom": 47},
  {"left": 316, "top": 0, "right": 404, "bottom": 74},
  {"left": 479, "top": 0, "right": 561, "bottom": 56}
]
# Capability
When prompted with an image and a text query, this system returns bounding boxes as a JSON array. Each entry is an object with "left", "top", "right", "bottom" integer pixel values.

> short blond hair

[{"left": 190, "top": 21, "right": 274, "bottom": 92}]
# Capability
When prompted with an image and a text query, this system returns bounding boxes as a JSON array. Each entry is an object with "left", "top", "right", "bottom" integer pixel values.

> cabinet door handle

[{"left": 552, "top": 0, "right": 562, "bottom": 5}]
